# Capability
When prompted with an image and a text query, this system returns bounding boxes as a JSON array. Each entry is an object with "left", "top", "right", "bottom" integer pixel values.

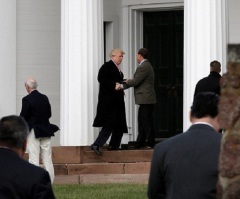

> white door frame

[{"left": 122, "top": 0, "right": 184, "bottom": 141}]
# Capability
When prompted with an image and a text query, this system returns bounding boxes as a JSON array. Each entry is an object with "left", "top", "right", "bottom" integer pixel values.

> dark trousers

[
  {"left": 137, "top": 104, "right": 155, "bottom": 148},
  {"left": 94, "top": 127, "right": 123, "bottom": 148}
]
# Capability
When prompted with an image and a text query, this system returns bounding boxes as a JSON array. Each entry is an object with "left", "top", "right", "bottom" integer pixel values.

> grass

[{"left": 53, "top": 183, "right": 148, "bottom": 199}]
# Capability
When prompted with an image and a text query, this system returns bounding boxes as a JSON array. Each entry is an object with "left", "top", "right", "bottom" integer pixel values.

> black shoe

[
  {"left": 90, "top": 144, "right": 102, "bottom": 156},
  {"left": 139, "top": 145, "right": 154, "bottom": 149},
  {"left": 128, "top": 145, "right": 141, "bottom": 149},
  {"left": 132, "top": 145, "right": 143, "bottom": 149},
  {"left": 108, "top": 146, "right": 120, "bottom": 151}
]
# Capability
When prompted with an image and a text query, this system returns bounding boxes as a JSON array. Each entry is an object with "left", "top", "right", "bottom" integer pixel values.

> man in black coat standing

[
  {"left": 91, "top": 48, "right": 128, "bottom": 155},
  {"left": 194, "top": 60, "right": 222, "bottom": 96},
  {"left": 148, "top": 92, "right": 222, "bottom": 199},
  {"left": 0, "top": 115, "right": 55, "bottom": 199},
  {"left": 20, "top": 78, "right": 59, "bottom": 183}
]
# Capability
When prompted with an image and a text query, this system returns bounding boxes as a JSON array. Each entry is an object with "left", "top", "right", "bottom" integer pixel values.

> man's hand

[{"left": 115, "top": 83, "right": 121, "bottom": 90}]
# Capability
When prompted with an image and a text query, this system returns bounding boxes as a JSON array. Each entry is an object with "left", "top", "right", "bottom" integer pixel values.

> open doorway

[{"left": 143, "top": 10, "right": 184, "bottom": 140}]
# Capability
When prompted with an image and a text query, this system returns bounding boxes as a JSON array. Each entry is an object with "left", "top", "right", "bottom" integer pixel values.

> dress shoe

[
  {"left": 131, "top": 145, "right": 153, "bottom": 149},
  {"left": 108, "top": 146, "right": 121, "bottom": 151},
  {"left": 90, "top": 144, "right": 102, "bottom": 156},
  {"left": 140, "top": 145, "right": 154, "bottom": 149},
  {"left": 132, "top": 145, "right": 143, "bottom": 149}
]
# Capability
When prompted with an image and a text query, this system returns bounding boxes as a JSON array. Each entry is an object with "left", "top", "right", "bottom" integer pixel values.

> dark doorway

[{"left": 143, "top": 10, "right": 184, "bottom": 139}]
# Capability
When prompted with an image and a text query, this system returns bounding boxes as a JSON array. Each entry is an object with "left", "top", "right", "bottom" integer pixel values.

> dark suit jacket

[
  {"left": 126, "top": 60, "right": 156, "bottom": 104},
  {"left": 0, "top": 148, "right": 55, "bottom": 199},
  {"left": 93, "top": 60, "right": 128, "bottom": 133},
  {"left": 194, "top": 71, "right": 222, "bottom": 97},
  {"left": 148, "top": 124, "right": 222, "bottom": 199},
  {"left": 20, "top": 90, "right": 59, "bottom": 138}
]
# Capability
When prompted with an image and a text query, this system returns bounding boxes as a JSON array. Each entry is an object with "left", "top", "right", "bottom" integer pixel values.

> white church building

[{"left": 0, "top": 0, "right": 238, "bottom": 146}]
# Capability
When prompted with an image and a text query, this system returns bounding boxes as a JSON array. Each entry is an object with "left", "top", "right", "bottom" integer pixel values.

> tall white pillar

[
  {"left": 0, "top": 0, "right": 16, "bottom": 117},
  {"left": 184, "top": 0, "right": 227, "bottom": 130},
  {"left": 61, "top": 0, "right": 103, "bottom": 146}
]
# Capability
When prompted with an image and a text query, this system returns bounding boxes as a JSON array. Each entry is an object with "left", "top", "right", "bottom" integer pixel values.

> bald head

[{"left": 25, "top": 78, "right": 38, "bottom": 93}]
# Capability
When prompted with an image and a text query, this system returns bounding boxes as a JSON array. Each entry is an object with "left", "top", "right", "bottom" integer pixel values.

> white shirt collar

[
  {"left": 192, "top": 122, "right": 214, "bottom": 129},
  {"left": 139, "top": 59, "right": 146, "bottom": 65}
]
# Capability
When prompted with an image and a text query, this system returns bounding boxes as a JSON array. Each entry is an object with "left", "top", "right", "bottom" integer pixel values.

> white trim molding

[{"left": 122, "top": 1, "right": 184, "bottom": 141}]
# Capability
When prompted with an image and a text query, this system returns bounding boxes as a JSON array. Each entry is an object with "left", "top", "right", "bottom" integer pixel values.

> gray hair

[
  {"left": 109, "top": 48, "right": 125, "bottom": 58},
  {"left": 25, "top": 78, "right": 38, "bottom": 89},
  {"left": 0, "top": 115, "right": 29, "bottom": 149}
]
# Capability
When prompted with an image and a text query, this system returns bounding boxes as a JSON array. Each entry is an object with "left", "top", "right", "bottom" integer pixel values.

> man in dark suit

[
  {"left": 148, "top": 92, "right": 222, "bottom": 199},
  {"left": 194, "top": 60, "right": 222, "bottom": 96},
  {"left": 20, "top": 78, "right": 59, "bottom": 183},
  {"left": 0, "top": 115, "right": 55, "bottom": 198},
  {"left": 91, "top": 48, "right": 128, "bottom": 155},
  {"left": 125, "top": 48, "right": 156, "bottom": 148}
]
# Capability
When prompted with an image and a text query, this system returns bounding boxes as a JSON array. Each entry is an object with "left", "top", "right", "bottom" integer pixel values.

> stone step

[
  {"left": 24, "top": 146, "right": 153, "bottom": 164},
  {"left": 54, "top": 174, "right": 149, "bottom": 184},
  {"left": 54, "top": 162, "right": 151, "bottom": 175},
  {"left": 24, "top": 146, "right": 153, "bottom": 184}
]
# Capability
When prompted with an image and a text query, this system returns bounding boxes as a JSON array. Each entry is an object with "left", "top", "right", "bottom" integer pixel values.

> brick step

[
  {"left": 24, "top": 146, "right": 154, "bottom": 184},
  {"left": 54, "top": 174, "right": 149, "bottom": 184},
  {"left": 54, "top": 162, "right": 151, "bottom": 175},
  {"left": 24, "top": 146, "right": 153, "bottom": 164}
]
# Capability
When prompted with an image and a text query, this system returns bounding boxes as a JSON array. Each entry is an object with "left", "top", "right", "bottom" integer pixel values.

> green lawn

[{"left": 53, "top": 183, "right": 148, "bottom": 199}]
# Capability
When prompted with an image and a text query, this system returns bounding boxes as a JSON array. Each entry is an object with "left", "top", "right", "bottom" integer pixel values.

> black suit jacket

[
  {"left": 20, "top": 90, "right": 59, "bottom": 138},
  {"left": 148, "top": 124, "right": 222, "bottom": 199},
  {"left": 194, "top": 71, "right": 222, "bottom": 96},
  {"left": 0, "top": 148, "right": 55, "bottom": 198}
]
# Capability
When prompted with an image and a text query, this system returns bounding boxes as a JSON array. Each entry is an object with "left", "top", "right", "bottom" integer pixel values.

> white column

[
  {"left": 0, "top": 0, "right": 16, "bottom": 117},
  {"left": 183, "top": 0, "right": 227, "bottom": 130},
  {"left": 61, "top": 0, "right": 103, "bottom": 146}
]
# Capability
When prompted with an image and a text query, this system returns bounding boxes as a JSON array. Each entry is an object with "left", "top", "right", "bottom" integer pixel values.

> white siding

[
  {"left": 103, "top": 0, "right": 122, "bottom": 51},
  {"left": 16, "top": 0, "right": 61, "bottom": 146},
  {"left": 228, "top": 0, "right": 240, "bottom": 43},
  {"left": 0, "top": 1, "right": 16, "bottom": 117}
]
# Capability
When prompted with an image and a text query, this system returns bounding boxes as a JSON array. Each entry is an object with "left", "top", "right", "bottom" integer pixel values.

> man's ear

[
  {"left": 20, "top": 139, "right": 27, "bottom": 157},
  {"left": 189, "top": 111, "right": 193, "bottom": 122}
]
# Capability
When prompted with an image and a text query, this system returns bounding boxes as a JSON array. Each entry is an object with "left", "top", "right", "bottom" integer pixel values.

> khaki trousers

[{"left": 27, "top": 130, "right": 55, "bottom": 183}]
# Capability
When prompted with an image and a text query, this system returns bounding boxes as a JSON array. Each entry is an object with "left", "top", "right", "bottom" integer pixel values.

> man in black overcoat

[{"left": 91, "top": 48, "right": 128, "bottom": 155}]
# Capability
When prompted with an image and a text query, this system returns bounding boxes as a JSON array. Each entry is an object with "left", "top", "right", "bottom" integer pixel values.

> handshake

[
  {"left": 115, "top": 79, "right": 127, "bottom": 91},
  {"left": 115, "top": 82, "right": 122, "bottom": 91}
]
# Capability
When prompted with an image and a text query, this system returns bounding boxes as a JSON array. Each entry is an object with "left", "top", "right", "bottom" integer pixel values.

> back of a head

[
  {"left": 138, "top": 48, "right": 150, "bottom": 59},
  {"left": 25, "top": 78, "right": 38, "bottom": 89},
  {"left": 0, "top": 115, "right": 29, "bottom": 149},
  {"left": 210, "top": 60, "right": 221, "bottom": 73},
  {"left": 191, "top": 92, "right": 219, "bottom": 119}
]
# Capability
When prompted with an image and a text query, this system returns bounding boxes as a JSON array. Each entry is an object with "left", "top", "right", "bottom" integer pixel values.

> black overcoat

[{"left": 93, "top": 60, "right": 128, "bottom": 133}]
